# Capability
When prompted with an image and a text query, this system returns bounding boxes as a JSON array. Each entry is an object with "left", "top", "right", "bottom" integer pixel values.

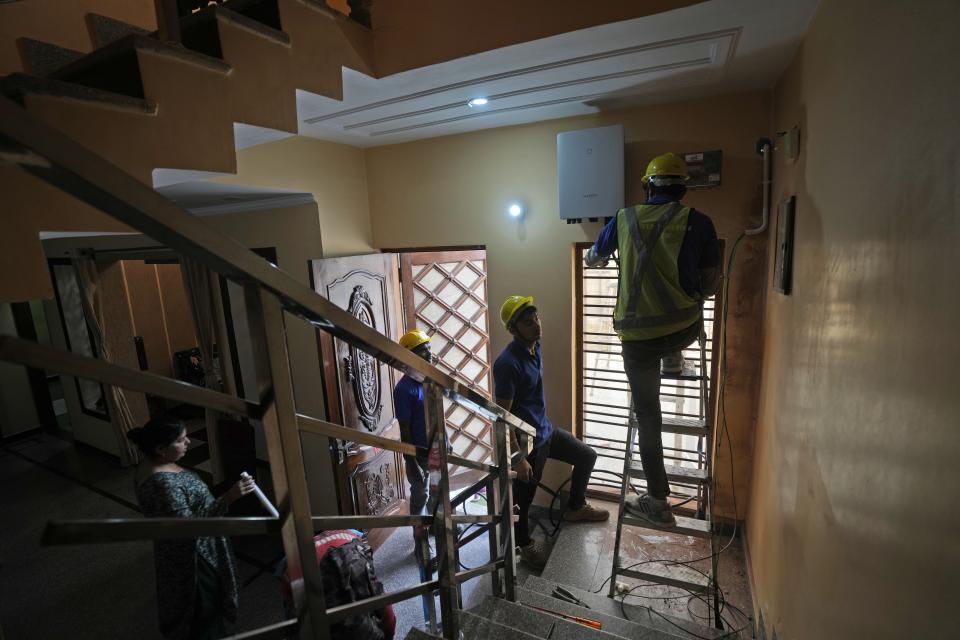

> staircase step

[
  {"left": 179, "top": 1, "right": 288, "bottom": 60},
  {"left": 659, "top": 371, "right": 703, "bottom": 381},
  {"left": 514, "top": 587, "right": 683, "bottom": 640},
  {"left": 522, "top": 576, "right": 726, "bottom": 639},
  {"left": 660, "top": 416, "right": 707, "bottom": 436},
  {"left": 49, "top": 34, "right": 229, "bottom": 100},
  {"left": 86, "top": 14, "right": 150, "bottom": 48},
  {"left": 620, "top": 513, "right": 711, "bottom": 539},
  {"left": 615, "top": 561, "right": 711, "bottom": 593},
  {"left": 475, "top": 596, "right": 626, "bottom": 640},
  {"left": 404, "top": 628, "right": 441, "bottom": 640},
  {"left": 626, "top": 461, "right": 709, "bottom": 485},
  {"left": 0, "top": 73, "right": 157, "bottom": 114},
  {"left": 457, "top": 610, "right": 542, "bottom": 640},
  {"left": 16, "top": 38, "right": 84, "bottom": 76}
]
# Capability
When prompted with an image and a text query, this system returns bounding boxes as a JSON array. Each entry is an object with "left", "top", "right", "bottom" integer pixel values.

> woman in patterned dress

[{"left": 128, "top": 416, "right": 256, "bottom": 639}]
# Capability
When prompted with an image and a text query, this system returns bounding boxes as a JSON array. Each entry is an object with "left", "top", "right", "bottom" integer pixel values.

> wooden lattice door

[{"left": 399, "top": 250, "right": 494, "bottom": 466}]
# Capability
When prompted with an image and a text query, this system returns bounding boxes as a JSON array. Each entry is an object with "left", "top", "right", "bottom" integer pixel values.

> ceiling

[
  {"left": 282, "top": 0, "right": 818, "bottom": 148},
  {"left": 155, "top": 0, "right": 817, "bottom": 206}
]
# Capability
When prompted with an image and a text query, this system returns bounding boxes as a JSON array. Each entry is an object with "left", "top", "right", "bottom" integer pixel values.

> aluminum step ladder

[{"left": 607, "top": 322, "right": 717, "bottom": 598}]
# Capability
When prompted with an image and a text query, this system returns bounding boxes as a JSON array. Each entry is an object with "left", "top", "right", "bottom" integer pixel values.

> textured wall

[{"left": 747, "top": 1, "right": 960, "bottom": 637}]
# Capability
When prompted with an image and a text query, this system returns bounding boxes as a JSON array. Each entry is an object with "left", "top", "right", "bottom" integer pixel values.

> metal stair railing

[{"left": 0, "top": 95, "right": 535, "bottom": 640}]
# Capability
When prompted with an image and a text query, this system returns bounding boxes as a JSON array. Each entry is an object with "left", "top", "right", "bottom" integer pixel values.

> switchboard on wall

[
  {"left": 557, "top": 125, "right": 624, "bottom": 221},
  {"left": 683, "top": 150, "right": 722, "bottom": 188}
]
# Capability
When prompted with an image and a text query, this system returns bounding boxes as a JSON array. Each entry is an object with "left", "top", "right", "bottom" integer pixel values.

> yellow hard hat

[
  {"left": 500, "top": 295, "right": 535, "bottom": 328},
  {"left": 399, "top": 329, "right": 431, "bottom": 351},
  {"left": 641, "top": 152, "right": 689, "bottom": 185}
]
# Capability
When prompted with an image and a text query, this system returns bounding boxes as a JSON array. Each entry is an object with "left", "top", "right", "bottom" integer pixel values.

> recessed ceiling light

[
  {"left": 508, "top": 203, "right": 524, "bottom": 218},
  {"left": 468, "top": 98, "right": 489, "bottom": 107}
]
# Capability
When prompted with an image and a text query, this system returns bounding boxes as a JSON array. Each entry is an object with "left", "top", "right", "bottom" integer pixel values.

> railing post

[
  {"left": 495, "top": 417, "right": 517, "bottom": 601},
  {"left": 245, "top": 285, "right": 331, "bottom": 640},
  {"left": 423, "top": 381, "right": 459, "bottom": 639},
  {"left": 485, "top": 474, "right": 503, "bottom": 598}
]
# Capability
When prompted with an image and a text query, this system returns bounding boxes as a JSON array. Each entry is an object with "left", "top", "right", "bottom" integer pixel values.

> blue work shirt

[
  {"left": 493, "top": 339, "right": 554, "bottom": 449},
  {"left": 394, "top": 375, "right": 427, "bottom": 448},
  {"left": 591, "top": 195, "right": 720, "bottom": 298}
]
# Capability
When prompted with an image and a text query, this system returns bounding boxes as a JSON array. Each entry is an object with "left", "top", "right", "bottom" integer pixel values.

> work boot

[
  {"left": 518, "top": 539, "right": 549, "bottom": 570},
  {"left": 660, "top": 352, "right": 685, "bottom": 375},
  {"left": 564, "top": 501, "right": 610, "bottom": 522},
  {"left": 625, "top": 494, "right": 676, "bottom": 526}
]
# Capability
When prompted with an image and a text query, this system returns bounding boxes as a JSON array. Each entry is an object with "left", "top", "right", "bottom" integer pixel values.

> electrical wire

[{"left": 620, "top": 581, "right": 752, "bottom": 640}]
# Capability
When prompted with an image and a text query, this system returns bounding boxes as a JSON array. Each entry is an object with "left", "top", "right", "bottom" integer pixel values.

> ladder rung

[
  {"left": 627, "top": 460, "right": 709, "bottom": 484},
  {"left": 660, "top": 372, "right": 704, "bottom": 381},
  {"left": 661, "top": 416, "right": 707, "bottom": 435},
  {"left": 616, "top": 562, "right": 711, "bottom": 592},
  {"left": 621, "top": 514, "right": 712, "bottom": 538}
]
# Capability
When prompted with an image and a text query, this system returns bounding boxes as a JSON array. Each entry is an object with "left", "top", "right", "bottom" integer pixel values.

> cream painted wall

[
  {"left": 214, "top": 135, "right": 374, "bottom": 258},
  {"left": 747, "top": 1, "right": 960, "bottom": 638},
  {"left": 366, "top": 92, "right": 772, "bottom": 517}
]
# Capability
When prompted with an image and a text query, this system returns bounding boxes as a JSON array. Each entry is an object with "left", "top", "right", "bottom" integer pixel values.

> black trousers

[
  {"left": 512, "top": 428, "right": 598, "bottom": 546},
  {"left": 404, "top": 452, "right": 430, "bottom": 515},
  {"left": 621, "top": 320, "right": 700, "bottom": 499}
]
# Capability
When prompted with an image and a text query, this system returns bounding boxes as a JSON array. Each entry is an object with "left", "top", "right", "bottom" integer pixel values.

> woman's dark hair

[{"left": 126, "top": 416, "right": 186, "bottom": 457}]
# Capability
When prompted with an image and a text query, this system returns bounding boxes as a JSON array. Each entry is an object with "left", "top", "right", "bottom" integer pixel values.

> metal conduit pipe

[{"left": 746, "top": 137, "right": 773, "bottom": 236}]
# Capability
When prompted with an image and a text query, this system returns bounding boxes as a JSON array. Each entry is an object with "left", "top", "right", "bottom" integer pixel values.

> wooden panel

[
  {"left": 399, "top": 249, "right": 494, "bottom": 465},
  {"left": 311, "top": 253, "right": 406, "bottom": 548},
  {"left": 155, "top": 263, "right": 196, "bottom": 358},
  {"left": 121, "top": 260, "right": 171, "bottom": 376}
]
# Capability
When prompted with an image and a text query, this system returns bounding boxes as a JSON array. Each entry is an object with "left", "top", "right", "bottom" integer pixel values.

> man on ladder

[{"left": 585, "top": 152, "right": 721, "bottom": 526}]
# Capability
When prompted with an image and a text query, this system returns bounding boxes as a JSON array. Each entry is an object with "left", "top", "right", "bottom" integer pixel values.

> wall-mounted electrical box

[
  {"left": 683, "top": 150, "right": 722, "bottom": 189},
  {"left": 557, "top": 124, "right": 624, "bottom": 221},
  {"left": 783, "top": 126, "right": 800, "bottom": 163}
]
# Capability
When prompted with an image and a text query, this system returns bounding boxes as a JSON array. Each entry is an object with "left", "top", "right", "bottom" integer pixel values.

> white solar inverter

[{"left": 557, "top": 124, "right": 624, "bottom": 221}]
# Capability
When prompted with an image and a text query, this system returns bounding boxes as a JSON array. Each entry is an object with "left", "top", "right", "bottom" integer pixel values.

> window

[{"left": 574, "top": 243, "right": 720, "bottom": 505}]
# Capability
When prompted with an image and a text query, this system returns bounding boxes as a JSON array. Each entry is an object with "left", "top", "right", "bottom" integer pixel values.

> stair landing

[{"left": 537, "top": 502, "right": 753, "bottom": 635}]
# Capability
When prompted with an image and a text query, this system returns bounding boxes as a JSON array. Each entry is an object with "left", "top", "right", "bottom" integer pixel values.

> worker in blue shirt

[
  {"left": 585, "top": 152, "right": 721, "bottom": 527},
  {"left": 494, "top": 295, "right": 609, "bottom": 570},
  {"left": 394, "top": 329, "right": 435, "bottom": 515}
]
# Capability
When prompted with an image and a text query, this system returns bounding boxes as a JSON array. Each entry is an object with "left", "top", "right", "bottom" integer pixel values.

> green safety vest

[{"left": 614, "top": 202, "right": 701, "bottom": 341}]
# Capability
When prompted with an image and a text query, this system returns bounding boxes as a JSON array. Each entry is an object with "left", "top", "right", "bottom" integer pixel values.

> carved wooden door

[
  {"left": 311, "top": 253, "right": 405, "bottom": 549},
  {"left": 399, "top": 250, "right": 495, "bottom": 469}
]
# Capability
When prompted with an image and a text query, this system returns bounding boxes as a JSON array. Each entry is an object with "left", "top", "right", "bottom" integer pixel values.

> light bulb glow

[
  {"left": 508, "top": 203, "right": 523, "bottom": 218},
  {"left": 468, "top": 98, "right": 489, "bottom": 107}
]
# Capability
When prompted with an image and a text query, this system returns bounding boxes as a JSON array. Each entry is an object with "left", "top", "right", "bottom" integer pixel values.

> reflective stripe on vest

[{"left": 613, "top": 203, "right": 700, "bottom": 338}]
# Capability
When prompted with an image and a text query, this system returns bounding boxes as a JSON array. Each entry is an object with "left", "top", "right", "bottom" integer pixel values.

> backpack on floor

[{"left": 319, "top": 537, "right": 388, "bottom": 640}]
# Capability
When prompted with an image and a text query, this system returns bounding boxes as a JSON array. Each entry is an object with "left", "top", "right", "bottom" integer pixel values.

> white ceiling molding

[
  {"left": 292, "top": 0, "right": 817, "bottom": 147},
  {"left": 304, "top": 30, "right": 737, "bottom": 127}
]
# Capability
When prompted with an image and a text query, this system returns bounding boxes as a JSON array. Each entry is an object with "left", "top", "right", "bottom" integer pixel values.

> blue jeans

[{"left": 621, "top": 320, "right": 701, "bottom": 499}]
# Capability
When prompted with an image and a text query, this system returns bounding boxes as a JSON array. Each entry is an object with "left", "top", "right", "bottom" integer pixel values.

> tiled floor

[
  {"left": 0, "top": 432, "right": 286, "bottom": 639},
  {"left": 540, "top": 502, "right": 754, "bottom": 635}
]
